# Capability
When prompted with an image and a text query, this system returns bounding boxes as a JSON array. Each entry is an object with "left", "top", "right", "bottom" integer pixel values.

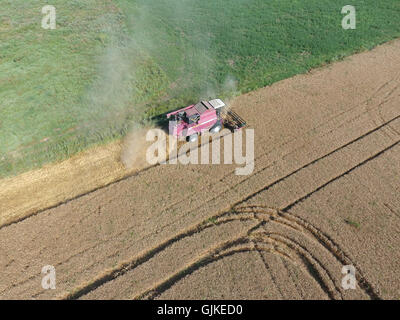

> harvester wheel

[
  {"left": 187, "top": 134, "right": 198, "bottom": 142},
  {"left": 210, "top": 122, "right": 222, "bottom": 134}
]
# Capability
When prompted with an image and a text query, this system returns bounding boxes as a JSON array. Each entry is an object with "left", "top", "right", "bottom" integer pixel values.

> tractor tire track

[
  {"left": 61, "top": 212, "right": 259, "bottom": 300},
  {"left": 235, "top": 205, "right": 382, "bottom": 299}
]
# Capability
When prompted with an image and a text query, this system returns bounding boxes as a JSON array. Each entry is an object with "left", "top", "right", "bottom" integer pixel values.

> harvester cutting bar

[{"left": 221, "top": 109, "right": 247, "bottom": 131}]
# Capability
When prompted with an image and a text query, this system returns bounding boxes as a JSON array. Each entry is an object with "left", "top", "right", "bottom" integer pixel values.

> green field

[{"left": 1, "top": 0, "right": 399, "bottom": 177}]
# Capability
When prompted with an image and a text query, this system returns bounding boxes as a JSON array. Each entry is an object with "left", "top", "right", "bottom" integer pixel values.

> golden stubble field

[{"left": 0, "top": 40, "right": 399, "bottom": 300}]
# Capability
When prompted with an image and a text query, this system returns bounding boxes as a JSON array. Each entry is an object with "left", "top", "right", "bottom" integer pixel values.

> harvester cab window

[{"left": 176, "top": 111, "right": 185, "bottom": 122}]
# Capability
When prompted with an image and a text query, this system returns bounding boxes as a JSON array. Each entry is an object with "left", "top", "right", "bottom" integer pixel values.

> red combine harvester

[{"left": 166, "top": 99, "right": 246, "bottom": 142}]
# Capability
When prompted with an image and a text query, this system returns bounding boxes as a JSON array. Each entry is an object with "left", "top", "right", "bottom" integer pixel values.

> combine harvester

[{"left": 166, "top": 99, "right": 246, "bottom": 142}]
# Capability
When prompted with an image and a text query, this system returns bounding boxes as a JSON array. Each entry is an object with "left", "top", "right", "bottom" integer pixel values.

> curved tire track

[{"left": 67, "top": 208, "right": 378, "bottom": 300}]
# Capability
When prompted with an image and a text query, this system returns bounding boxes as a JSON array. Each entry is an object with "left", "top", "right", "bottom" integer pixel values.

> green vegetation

[
  {"left": 345, "top": 218, "right": 361, "bottom": 229},
  {"left": 207, "top": 217, "right": 218, "bottom": 225},
  {"left": 1, "top": 0, "right": 399, "bottom": 177}
]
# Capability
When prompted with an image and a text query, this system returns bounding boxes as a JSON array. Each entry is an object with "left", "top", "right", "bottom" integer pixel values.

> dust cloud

[
  {"left": 84, "top": 1, "right": 241, "bottom": 170},
  {"left": 120, "top": 125, "right": 152, "bottom": 170}
]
